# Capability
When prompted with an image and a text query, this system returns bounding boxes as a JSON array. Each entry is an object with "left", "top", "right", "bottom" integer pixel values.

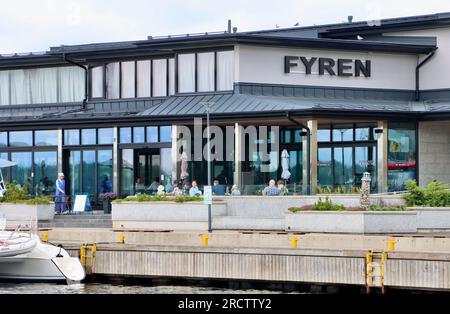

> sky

[{"left": 1, "top": 0, "right": 450, "bottom": 54}]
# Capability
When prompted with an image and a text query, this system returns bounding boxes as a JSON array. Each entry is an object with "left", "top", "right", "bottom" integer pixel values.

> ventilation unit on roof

[{"left": 348, "top": 15, "right": 353, "bottom": 23}]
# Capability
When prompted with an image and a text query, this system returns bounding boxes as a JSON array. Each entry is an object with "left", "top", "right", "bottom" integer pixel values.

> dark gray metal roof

[{"left": 137, "top": 93, "right": 436, "bottom": 117}]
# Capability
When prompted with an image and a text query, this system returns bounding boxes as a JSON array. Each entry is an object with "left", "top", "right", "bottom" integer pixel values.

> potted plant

[{"left": 99, "top": 192, "right": 117, "bottom": 214}]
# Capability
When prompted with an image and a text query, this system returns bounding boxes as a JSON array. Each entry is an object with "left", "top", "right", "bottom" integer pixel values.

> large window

[
  {"left": 317, "top": 124, "right": 377, "bottom": 191},
  {"left": 152, "top": 59, "right": 167, "bottom": 97},
  {"left": 177, "top": 50, "right": 234, "bottom": 93},
  {"left": 106, "top": 62, "right": 120, "bottom": 99},
  {"left": 388, "top": 122, "right": 417, "bottom": 192},
  {"left": 34, "top": 151, "right": 57, "bottom": 196},
  {"left": 9, "top": 131, "right": 32, "bottom": 147},
  {"left": 120, "top": 149, "right": 134, "bottom": 197},
  {"left": 35, "top": 130, "right": 58, "bottom": 146},
  {"left": 0, "top": 66, "right": 84, "bottom": 105},
  {"left": 121, "top": 61, "right": 135, "bottom": 98},
  {"left": 178, "top": 54, "right": 196, "bottom": 93},
  {"left": 11, "top": 152, "right": 32, "bottom": 192},
  {"left": 136, "top": 60, "right": 151, "bottom": 97},
  {"left": 91, "top": 66, "right": 104, "bottom": 98}
]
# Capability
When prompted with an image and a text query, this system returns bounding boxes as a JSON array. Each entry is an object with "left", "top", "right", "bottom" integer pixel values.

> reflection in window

[
  {"left": 333, "top": 147, "right": 353, "bottom": 186},
  {"left": 9, "top": 131, "right": 32, "bottom": 147},
  {"left": 332, "top": 126, "right": 353, "bottom": 142},
  {"left": 35, "top": 130, "right": 58, "bottom": 146},
  {"left": 120, "top": 149, "right": 134, "bottom": 197},
  {"left": 133, "top": 127, "right": 145, "bottom": 143},
  {"left": 69, "top": 150, "right": 81, "bottom": 195},
  {"left": 318, "top": 147, "right": 332, "bottom": 186},
  {"left": 98, "top": 128, "right": 113, "bottom": 145},
  {"left": 178, "top": 54, "right": 195, "bottom": 93},
  {"left": 0, "top": 132, "right": 7, "bottom": 147},
  {"left": 317, "top": 128, "right": 331, "bottom": 142},
  {"left": 388, "top": 122, "right": 417, "bottom": 191},
  {"left": 98, "top": 150, "right": 113, "bottom": 194},
  {"left": 34, "top": 151, "right": 57, "bottom": 196},
  {"left": 64, "top": 129, "right": 80, "bottom": 146},
  {"left": 81, "top": 129, "right": 96, "bottom": 145},
  {"left": 82, "top": 150, "right": 96, "bottom": 197},
  {"left": 119, "top": 127, "right": 132, "bottom": 144},
  {"left": 11, "top": 152, "right": 32, "bottom": 193},
  {"left": 146, "top": 127, "right": 158, "bottom": 143},
  {"left": 159, "top": 126, "right": 172, "bottom": 142}
]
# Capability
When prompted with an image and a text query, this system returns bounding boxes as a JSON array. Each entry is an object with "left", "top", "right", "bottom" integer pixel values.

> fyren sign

[{"left": 284, "top": 56, "right": 371, "bottom": 77}]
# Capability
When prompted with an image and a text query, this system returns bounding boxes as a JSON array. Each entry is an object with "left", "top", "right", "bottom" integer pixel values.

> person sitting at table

[
  {"left": 262, "top": 179, "right": 281, "bottom": 196},
  {"left": 189, "top": 180, "right": 202, "bottom": 196},
  {"left": 135, "top": 177, "right": 145, "bottom": 194},
  {"left": 148, "top": 177, "right": 160, "bottom": 194},
  {"left": 212, "top": 179, "right": 225, "bottom": 196}
]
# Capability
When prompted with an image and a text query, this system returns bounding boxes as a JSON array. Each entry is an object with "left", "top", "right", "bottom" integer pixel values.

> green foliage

[
  {"left": 288, "top": 207, "right": 303, "bottom": 213},
  {"left": 114, "top": 194, "right": 203, "bottom": 203},
  {"left": 313, "top": 197, "right": 346, "bottom": 211},
  {"left": 403, "top": 180, "right": 450, "bottom": 207},
  {"left": 0, "top": 182, "right": 51, "bottom": 204},
  {"left": 368, "top": 205, "right": 408, "bottom": 211},
  {"left": 315, "top": 185, "right": 360, "bottom": 194},
  {"left": 174, "top": 195, "right": 203, "bottom": 203}
]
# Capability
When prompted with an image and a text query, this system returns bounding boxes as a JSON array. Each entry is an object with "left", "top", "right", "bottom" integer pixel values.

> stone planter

[
  {"left": 410, "top": 207, "right": 450, "bottom": 230},
  {"left": 0, "top": 202, "right": 54, "bottom": 228},
  {"left": 102, "top": 200, "right": 112, "bottom": 214},
  {"left": 285, "top": 211, "right": 417, "bottom": 234},
  {"left": 112, "top": 201, "right": 227, "bottom": 230}
]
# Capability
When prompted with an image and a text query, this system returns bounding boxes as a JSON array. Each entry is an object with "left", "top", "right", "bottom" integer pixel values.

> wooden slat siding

[
  {"left": 92, "top": 250, "right": 365, "bottom": 285},
  {"left": 385, "top": 259, "right": 450, "bottom": 289}
]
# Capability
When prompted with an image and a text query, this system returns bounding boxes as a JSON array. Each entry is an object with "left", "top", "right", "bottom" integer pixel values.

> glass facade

[
  {"left": 35, "top": 130, "right": 58, "bottom": 146},
  {"left": 317, "top": 124, "right": 377, "bottom": 192},
  {"left": 81, "top": 129, "right": 96, "bottom": 145},
  {"left": 64, "top": 129, "right": 80, "bottom": 145},
  {"left": 388, "top": 122, "right": 417, "bottom": 191},
  {"left": 34, "top": 151, "right": 57, "bottom": 196},
  {"left": 9, "top": 131, "right": 32, "bottom": 147},
  {"left": 98, "top": 128, "right": 114, "bottom": 145},
  {"left": 11, "top": 152, "right": 32, "bottom": 192}
]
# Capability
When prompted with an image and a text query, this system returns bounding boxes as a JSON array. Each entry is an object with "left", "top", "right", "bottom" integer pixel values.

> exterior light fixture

[
  {"left": 299, "top": 131, "right": 308, "bottom": 137},
  {"left": 374, "top": 128, "right": 383, "bottom": 134}
]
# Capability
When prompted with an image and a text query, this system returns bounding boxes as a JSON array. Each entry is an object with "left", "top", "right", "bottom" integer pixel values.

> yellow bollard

[
  {"left": 117, "top": 232, "right": 125, "bottom": 244},
  {"left": 290, "top": 236, "right": 298, "bottom": 249},
  {"left": 80, "top": 245, "right": 86, "bottom": 266},
  {"left": 387, "top": 239, "right": 396, "bottom": 251},
  {"left": 41, "top": 231, "right": 49, "bottom": 242},
  {"left": 201, "top": 234, "right": 209, "bottom": 246}
]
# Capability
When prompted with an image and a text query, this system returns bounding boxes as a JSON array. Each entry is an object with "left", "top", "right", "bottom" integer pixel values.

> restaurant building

[{"left": 1, "top": 12, "right": 450, "bottom": 203}]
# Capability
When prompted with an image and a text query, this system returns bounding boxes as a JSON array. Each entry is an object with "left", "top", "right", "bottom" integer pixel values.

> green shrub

[
  {"left": 0, "top": 182, "right": 51, "bottom": 204},
  {"left": 114, "top": 194, "right": 203, "bottom": 203},
  {"left": 368, "top": 205, "right": 408, "bottom": 211},
  {"left": 403, "top": 180, "right": 450, "bottom": 207},
  {"left": 313, "top": 197, "right": 346, "bottom": 211},
  {"left": 174, "top": 195, "right": 203, "bottom": 203},
  {"left": 288, "top": 207, "right": 302, "bottom": 213}
]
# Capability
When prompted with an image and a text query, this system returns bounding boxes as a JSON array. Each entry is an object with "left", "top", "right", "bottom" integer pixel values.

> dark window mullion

[
  {"left": 194, "top": 53, "right": 198, "bottom": 93},
  {"left": 166, "top": 58, "right": 169, "bottom": 97},
  {"left": 150, "top": 59, "right": 153, "bottom": 98},
  {"left": 214, "top": 51, "right": 218, "bottom": 92}
]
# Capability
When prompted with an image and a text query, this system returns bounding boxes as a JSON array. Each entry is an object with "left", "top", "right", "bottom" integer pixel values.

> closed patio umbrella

[
  {"left": 180, "top": 152, "right": 189, "bottom": 180},
  {"left": 281, "top": 149, "right": 291, "bottom": 181}
]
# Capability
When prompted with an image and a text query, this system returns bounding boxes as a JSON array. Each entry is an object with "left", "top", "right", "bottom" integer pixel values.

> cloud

[{"left": 0, "top": 0, "right": 449, "bottom": 54}]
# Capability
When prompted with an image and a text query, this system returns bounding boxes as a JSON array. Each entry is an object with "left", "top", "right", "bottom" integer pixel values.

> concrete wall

[
  {"left": 235, "top": 44, "right": 416, "bottom": 90},
  {"left": 418, "top": 121, "right": 450, "bottom": 185},
  {"left": 386, "top": 28, "right": 450, "bottom": 90},
  {"left": 0, "top": 203, "right": 54, "bottom": 228}
]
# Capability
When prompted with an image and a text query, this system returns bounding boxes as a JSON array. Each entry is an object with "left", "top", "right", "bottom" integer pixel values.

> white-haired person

[{"left": 55, "top": 172, "right": 67, "bottom": 214}]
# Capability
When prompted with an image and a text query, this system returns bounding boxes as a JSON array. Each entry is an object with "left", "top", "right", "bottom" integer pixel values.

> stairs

[{"left": 38, "top": 211, "right": 112, "bottom": 229}]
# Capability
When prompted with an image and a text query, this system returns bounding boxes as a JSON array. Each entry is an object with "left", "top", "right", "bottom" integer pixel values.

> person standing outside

[{"left": 55, "top": 173, "right": 67, "bottom": 214}]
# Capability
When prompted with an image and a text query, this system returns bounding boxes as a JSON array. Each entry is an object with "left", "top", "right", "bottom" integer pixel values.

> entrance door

[{"left": 135, "top": 149, "right": 161, "bottom": 190}]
